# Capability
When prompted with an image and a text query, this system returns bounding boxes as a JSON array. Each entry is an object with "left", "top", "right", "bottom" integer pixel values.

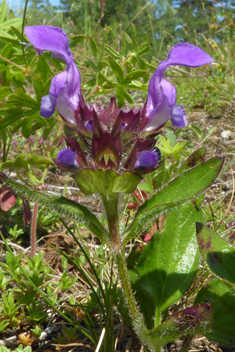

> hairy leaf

[
  {"left": 0, "top": 172, "right": 109, "bottom": 244},
  {"left": 195, "top": 279, "right": 235, "bottom": 345},
  {"left": 139, "top": 304, "right": 212, "bottom": 348},
  {"left": 130, "top": 202, "right": 202, "bottom": 328},
  {"left": 122, "top": 156, "right": 224, "bottom": 245},
  {"left": 196, "top": 223, "right": 235, "bottom": 284}
]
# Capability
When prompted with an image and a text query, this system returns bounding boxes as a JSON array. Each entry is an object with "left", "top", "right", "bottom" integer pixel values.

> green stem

[
  {"left": 116, "top": 249, "right": 140, "bottom": 320},
  {"left": 101, "top": 192, "right": 120, "bottom": 248},
  {"left": 180, "top": 335, "right": 193, "bottom": 352},
  {"left": 155, "top": 308, "right": 161, "bottom": 329},
  {"left": 21, "top": 0, "right": 29, "bottom": 66},
  {"left": 101, "top": 192, "right": 140, "bottom": 320}
]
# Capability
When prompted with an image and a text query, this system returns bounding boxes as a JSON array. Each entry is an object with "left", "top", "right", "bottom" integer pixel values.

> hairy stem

[
  {"left": 101, "top": 192, "right": 120, "bottom": 248},
  {"left": 101, "top": 192, "right": 140, "bottom": 319},
  {"left": 116, "top": 249, "right": 140, "bottom": 320}
]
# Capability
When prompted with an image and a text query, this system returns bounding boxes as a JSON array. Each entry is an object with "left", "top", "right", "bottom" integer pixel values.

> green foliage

[
  {"left": 195, "top": 279, "right": 235, "bottom": 345},
  {"left": 129, "top": 201, "right": 202, "bottom": 329},
  {"left": 159, "top": 135, "right": 186, "bottom": 159},
  {"left": 196, "top": 223, "right": 235, "bottom": 284},
  {"left": 0, "top": 172, "right": 110, "bottom": 244},
  {"left": 0, "top": 346, "right": 32, "bottom": 352},
  {"left": 123, "top": 156, "right": 224, "bottom": 245},
  {"left": 0, "top": 1, "right": 22, "bottom": 37}
]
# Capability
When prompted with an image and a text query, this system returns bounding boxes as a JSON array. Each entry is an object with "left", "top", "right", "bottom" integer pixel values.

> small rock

[{"left": 220, "top": 130, "right": 232, "bottom": 140}]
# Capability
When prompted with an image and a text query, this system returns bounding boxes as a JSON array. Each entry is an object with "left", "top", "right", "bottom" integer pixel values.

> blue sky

[{"left": 6, "top": 0, "right": 60, "bottom": 11}]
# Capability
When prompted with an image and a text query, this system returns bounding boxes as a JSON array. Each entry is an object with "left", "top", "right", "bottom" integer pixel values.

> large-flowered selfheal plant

[{"left": 1, "top": 25, "right": 227, "bottom": 351}]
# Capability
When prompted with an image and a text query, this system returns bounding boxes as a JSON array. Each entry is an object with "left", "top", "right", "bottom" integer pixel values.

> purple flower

[
  {"left": 134, "top": 149, "right": 161, "bottom": 174},
  {"left": 25, "top": 26, "right": 213, "bottom": 133},
  {"left": 38, "top": 137, "right": 44, "bottom": 144},
  {"left": 12, "top": 141, "right": 19, "bottom": 148},
  {"left": 57, "top": 149, "right": 79, "bottom": 168},
  {"left": 142, "top": 43, "right": 213, "bottom": 132},
  {"left": 24, "top": 26, "right": 81, "bottom": 124}
]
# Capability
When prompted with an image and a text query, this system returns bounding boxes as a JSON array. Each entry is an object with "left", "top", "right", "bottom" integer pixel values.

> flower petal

[
  {"left": 49, "top": 70, "right": 67, "bottom": 97},
  {"left": 165, "top": 43, "right": 214, "bottom": 68},
  {"left": 40, "top": 94, "right": 56, "bottom": 118},
  {"left": 25, "top": 26, "right": 81, "bottom": 121},
  {"left": 134, "top": 150, "right": 160, "bottom": 173},
  {"left": 57, "top": 149, "right": 79, "bottom": 167},
  {"left": 143, "top": 43, "right": 213, "bottom": 132},
  {"left": 24, "top": 26, "right": 72, "bottom": 64},
  {"left": 142, "top": 95, "right": 171, "bottom": 132},
  {"left": 161, "top": 78, "right": 176, "bottom": 107},
  {"left": 171, "top": 105, "right": 188, "bottom": 128}
]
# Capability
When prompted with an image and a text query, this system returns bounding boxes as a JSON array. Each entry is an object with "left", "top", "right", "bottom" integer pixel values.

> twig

[
  {"left": 95, "top": 328, "right": 105, "bottom": 352},
  {"left": 0, "top": 240, "right": 27, "bottom": 252}
]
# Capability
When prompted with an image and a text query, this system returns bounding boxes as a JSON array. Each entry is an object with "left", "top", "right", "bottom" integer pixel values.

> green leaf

[
  {"left": 0, "top": 86, "right": 11, "bottom": 100},
  {"left": 104, "top": 44, "right": 123, "bottom": 60},
  {"left": 136, "top": 40, "right": 151, "bottom": 56},
  {"left": 0, "top": 319, "right": 9, "bottom": 332},
  {"left": 33, "top": 76, "right": 46, "bottom": 103},
  {"left": 22, "top": 115, "right": 32, "bottom": 138},
  {"left": 137, "top": 56, "right": 156, "bottom": 70},
  {"left": 116, "top": 86, "right": 133, "bottom": 107},
  {"left": 34, "top": 56, "right": 53, "bottom": 83},
  {"left": 123, "top": 156, "right": 224, "bottom": 245},
  {"left": 130, "top": 24, "right": 137, "bottom": 50},
  {"left": 0, "top": 172, "right": 109, "bottom": 244},
  {"left": 196, "top": 223, "right": 235, "bottom": 284},
  {"left": 0, "top": 0, "right": 7, "bottom": 23},
  {"left": 139, "top": 303, "right": 212, "bottom": 348},
  {"left": 123, "top": 31, "right": 132, "bottom": 45},
  {"left": 130, "top": 202, "right": 202, "bottom": 328},
  {"left": 195, "top": 279, "right": 235, "bottom": 345},
  {"left": 108, "top": 57, "right": 124, "bottom": 81},
  {"left": 0, "top": 18, "right": 22, "bottom": 30},
  {"left": 0, "top": 35, "right": 19, "bottom": 46},
  {"left": 165, "top": 128, "right": 176, "bottom": 145},
  {"left": 89, "top": 37, "right": 98, "bottom": 59},
  {"left": 1, "top": 42, "right": 13, "bottom": 59},
  {"left": 69, "top": 34, "right": 86, "bottom": 47},
  {"left": 9, "top": 25, "right": 22, "bottom": 40},
  {"left": 0, "top": 88, "right": 40, "bottom": 131},
  {"left": 73, "top": 169, "right": 142, "bottom": 195},
  {"left": 8, "top": 10, "right": 14, "bottom": 19},
  {"left": 179, "top": 147, "right": 206, "bottom": 173},
  {"left": 159, "top": 135, "right": 186, "bottom": 155},
  {"left": 122, "top": 70, "right": 148, "bottom": 85}
]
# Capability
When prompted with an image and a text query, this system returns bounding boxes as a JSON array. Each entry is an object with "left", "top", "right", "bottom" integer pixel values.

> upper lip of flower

[
  {"left": 24, "top": 25, "right": 81, "bottom": 124},
  {"left": 142, "top": 43, "right": 214, "bottom": 132}
]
